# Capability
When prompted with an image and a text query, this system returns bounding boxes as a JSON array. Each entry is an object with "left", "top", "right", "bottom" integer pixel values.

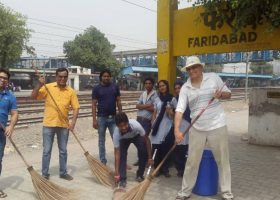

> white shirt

[
  {"left": 150, "top": 96, "right": 177, "bottom": 144},
  {"left": 176, "top": 73, "right": 230, "bottom": 131},
  {"left": 137, "top": 90, "right": 157, "bottom": 120}
]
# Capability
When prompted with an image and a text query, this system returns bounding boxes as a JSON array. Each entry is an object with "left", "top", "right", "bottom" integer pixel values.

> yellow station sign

[{"left": 172, "top": 6, "right": 280, "bottom": 56}]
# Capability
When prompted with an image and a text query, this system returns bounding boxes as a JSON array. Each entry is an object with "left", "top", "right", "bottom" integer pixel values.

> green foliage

[
  {"left": 191, "top": 0, "right": 280, "bottom": 31},
  {"left": 250, "top": 61, "right": 273, "bottom": 74},
  {"left": 63, "top": 26, "right": 120, "bottom": 75},
  {"left": 204, "top": 63, "right": 223, "bottom": 72},
  {"left": 0, "top": 3, "right": 32, "bottom": 68}
]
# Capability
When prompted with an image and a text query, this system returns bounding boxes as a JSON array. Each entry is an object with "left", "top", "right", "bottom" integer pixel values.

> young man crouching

[{"left": 113, "top": 112, "right": 153, "bottom": 188}]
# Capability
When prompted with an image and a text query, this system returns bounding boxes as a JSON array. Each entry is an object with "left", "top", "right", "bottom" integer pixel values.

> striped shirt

[
  {"left": 176, "top": 73, "right": 230, "bottom": 131},
  {"left": 137, "top": 90, "right": 157, "bottom": 120}
]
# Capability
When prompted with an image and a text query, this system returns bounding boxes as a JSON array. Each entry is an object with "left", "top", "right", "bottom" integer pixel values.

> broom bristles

[
  {"left": 28, "top": 166, "right": 77, "bottom": 200},
  {"left": 84, "top": 152, "right": 115, "bottom": 188},
  {"left": 119, "top": 176, "right": 152, "bottom": 200}
]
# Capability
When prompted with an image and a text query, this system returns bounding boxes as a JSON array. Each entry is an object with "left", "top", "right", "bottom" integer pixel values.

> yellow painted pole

[{"left": 157, "top": 0, "right": 178, "bottom": 90}]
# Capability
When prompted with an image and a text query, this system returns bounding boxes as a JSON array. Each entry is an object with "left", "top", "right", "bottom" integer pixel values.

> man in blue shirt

[
  {"left": 92, "top": 69, "right": 122, "bottom": 165},
  {"left": 0, "top": 68, "right": 18, "bottom": 198},
  {"left": 113, "top": 112, "right": 152, "bottom": 188}
]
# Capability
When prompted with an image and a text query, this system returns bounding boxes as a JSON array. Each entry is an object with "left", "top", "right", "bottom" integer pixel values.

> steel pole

[{"left": 245, "top": 52, "right": 249, "bottom": 102}]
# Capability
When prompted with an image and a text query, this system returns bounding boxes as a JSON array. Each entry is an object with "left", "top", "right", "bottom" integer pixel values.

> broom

[
  {"left": 120, "top": 82, "right": 228, "bottom": 200},
  {"left": 0, "top": 123, "right": 77, "bottom": 200},
  {"left": 113, "top": 149, "right": 157, "bottom": 200},
  {"left": 32, "top": 65, "right": 115, "bottom": 187}
]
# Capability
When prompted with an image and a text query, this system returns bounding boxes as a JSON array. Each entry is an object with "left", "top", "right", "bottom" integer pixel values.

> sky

[{"left": 1, "top": 0, "right": 192, "bottom": 57}]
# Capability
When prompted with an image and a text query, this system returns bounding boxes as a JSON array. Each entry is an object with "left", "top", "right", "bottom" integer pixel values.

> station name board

[{"left": 172, "top": 6, "right": 280, "bottom": 56}]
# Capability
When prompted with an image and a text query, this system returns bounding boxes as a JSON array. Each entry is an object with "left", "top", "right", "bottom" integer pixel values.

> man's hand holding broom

[
  {"left": 114, "top": 174, "right": 120, "bottom": 185},
  {"left": 175, "top": 112, "right": 185, "bottom": 144},
  {"left": 4, "top": 111, "right": 18, "bottom": 138}
]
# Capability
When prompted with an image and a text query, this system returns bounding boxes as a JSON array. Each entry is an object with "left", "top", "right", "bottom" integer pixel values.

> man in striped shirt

[{"left": 174, "top": 56, "right": 234, "bottom": 200}]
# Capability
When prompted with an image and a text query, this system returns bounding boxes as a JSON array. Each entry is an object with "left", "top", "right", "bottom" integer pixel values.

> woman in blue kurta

[{"left": 150, "top": 80, "right": 176, "bottom": 177}]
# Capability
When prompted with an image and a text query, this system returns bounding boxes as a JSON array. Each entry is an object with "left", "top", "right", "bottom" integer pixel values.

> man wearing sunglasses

[
  {"left": 31, "top": 67, "right": 80, "bottom": 181},
  {"left": 0, "top": 68, "right": 18, "bottom": 198},
  {"left": 174, "top": 56, "right": 233, "bottom": 200}
]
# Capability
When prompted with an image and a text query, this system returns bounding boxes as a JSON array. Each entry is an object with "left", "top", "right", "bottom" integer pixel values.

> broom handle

[
  {"left": 0, "top": 122, "right": 31, "bottom": 168},
  {"left": 70, "top": 130, "right": 87, "bottom": 153},
  {"left": 151, "top": 82, "right": 227, "bottom": 177},
  {"left": 182, "top": 96, "right": 215, "bottom": 135},
  {"left": 8, "top": 137, "right": 31, "bottom": 168},
  {"left": 147, "top": 149, "right": 157, "bottom": 175},
  {"left": 32, "top": 65, "right": 88, "bottom": 153}
]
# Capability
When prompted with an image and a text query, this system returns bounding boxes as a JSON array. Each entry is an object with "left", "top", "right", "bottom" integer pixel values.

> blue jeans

[
  {"left": 97, "top": 116, "right": 116, "bottom": 164},
  {"left": 42, "top": 127, "right": 69, "bottom": 177},
  {"left": 0, "top": 129, "right": 6, "bottom": 176}
]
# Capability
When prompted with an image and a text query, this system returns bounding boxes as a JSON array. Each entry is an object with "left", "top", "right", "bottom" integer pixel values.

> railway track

[
  {"left": 14, "top": 89, "right": 248, "bottom": 126},
  {"left": 16, "top": 107, "right": 138, "bottom": 126}
]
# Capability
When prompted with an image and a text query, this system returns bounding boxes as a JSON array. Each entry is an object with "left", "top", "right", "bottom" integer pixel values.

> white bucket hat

[{"left": 181, "top": 56, "right": 203, "bottom": 72}]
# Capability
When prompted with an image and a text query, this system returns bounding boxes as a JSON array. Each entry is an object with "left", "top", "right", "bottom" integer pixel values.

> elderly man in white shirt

[{"left": 174, "top": 56, "right": 234, "bottom": 200}]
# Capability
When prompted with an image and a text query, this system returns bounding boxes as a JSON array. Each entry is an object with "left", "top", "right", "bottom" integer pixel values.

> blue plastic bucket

[{"left": 192, "top": 150, "right": 218, "bottom": 196}]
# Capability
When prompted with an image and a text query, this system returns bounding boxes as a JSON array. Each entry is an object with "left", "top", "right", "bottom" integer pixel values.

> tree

[
  {"left": 204, "top": 63, "right": 224, "bottom": 73},
  {"left": 63, "top": 26, "right": 120, "bottom": 75},
  {"left": 191, "top": 0, "right": 280, "bottom": 31},
  {"left": 0, "top": 3, "right": 32, "bottom": 68},
  {"left": 250, "top": 62, "right": 273, "bottom": 74}
]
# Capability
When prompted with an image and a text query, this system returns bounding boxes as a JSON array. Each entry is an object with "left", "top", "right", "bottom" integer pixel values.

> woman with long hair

[{"left": 150, "top": 80, "right": 176, "bottom": 177}]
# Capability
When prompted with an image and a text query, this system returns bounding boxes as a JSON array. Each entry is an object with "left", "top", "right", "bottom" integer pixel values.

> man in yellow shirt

[{"left": 31, "top": 68, "right": 80, "bottom": 181}]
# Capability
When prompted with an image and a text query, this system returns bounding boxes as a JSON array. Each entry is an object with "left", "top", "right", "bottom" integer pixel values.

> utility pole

[
  {"left": 233, "top": 66, "right": 238, "bottom": 73},
  {"left": 245, "top": 52, "right": 250, "bottom": 102}
]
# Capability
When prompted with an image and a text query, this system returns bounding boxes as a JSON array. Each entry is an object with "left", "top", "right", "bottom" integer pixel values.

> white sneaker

[{"left": 222, "top": 192, "right": 234, "bottom": 200}]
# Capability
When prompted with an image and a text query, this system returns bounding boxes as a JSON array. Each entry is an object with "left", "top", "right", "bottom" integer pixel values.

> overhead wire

[
  {"left": 30, "top": 29, "right": 155, "bottom": 47},
  {"left": 30, "top": 34, "right": 155, "bottom": 48},
  {"left": 32, "top": 31, "right": 74, "bottom": 39},
  {"left": 119, "top": 0, "right": 157, "bottom": 12},
  {"left": 27, "top": 9, "right": 158, "bottom": 55},
  {"left": 31, "top": 36, "right": 66, "bottom": 43},
  {"left": 28, "top": 17, "right": 81, "bottom": 31},
  {"left": 28, "top": 22, "right": 79, "bottom": 33},
  {"left": 29, "top": 24, "right": 155, "bottom": 46},
  {"left": 28, "top": 42, "right": 62, "bottom": 48},
  {"left": 29, "top": 38, "right": 153, "bottom": 54},
  {"left": 27, "top": 18, "right": 156, "bottom": 45}
]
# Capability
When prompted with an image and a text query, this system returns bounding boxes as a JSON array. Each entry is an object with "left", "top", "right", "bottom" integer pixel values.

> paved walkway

[{"left": 1, "top": 108, "right": 280, "bottom": 200}]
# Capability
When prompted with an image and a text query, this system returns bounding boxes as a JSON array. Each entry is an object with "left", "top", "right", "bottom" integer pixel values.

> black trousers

[
  {"left": 174, "top": 145, "right": 188, "bottom": 172},
  {"left": 119, "top": 135, "right": 147, "bottom": 182},
  {"left": 152, "top": 128, "right": 174, "bottom": 174}
]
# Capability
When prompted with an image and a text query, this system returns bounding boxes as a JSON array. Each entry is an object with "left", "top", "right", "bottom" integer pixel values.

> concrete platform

[{"left": 1, "top": 108, "right": 280, "bottom": 200}]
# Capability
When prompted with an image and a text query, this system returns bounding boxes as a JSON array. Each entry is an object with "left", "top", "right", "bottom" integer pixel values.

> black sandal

[
  {"left": 175, "top": 196, "right": 189, "bottom": 200},
  {"left": 0, "top": 190, "right": 7, "bottom": 198}
]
